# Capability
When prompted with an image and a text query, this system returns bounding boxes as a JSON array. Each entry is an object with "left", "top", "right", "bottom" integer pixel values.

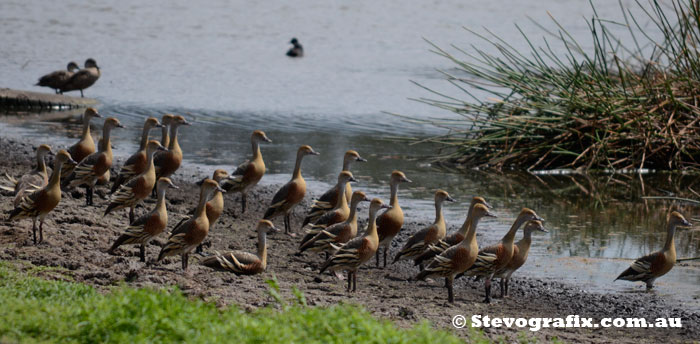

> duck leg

[
  {"left": 182, "top": 253, "right": 188, "bottom": 271},
  {"left": 129, "top": 207, "right": 135, "bottom": 224},
  {"left": 504, "top": 278, "right": 509, "bottom": 297},
  {"left": 383, "top": 248, "right": 388, "bottom": 268},
  {"left": 375, "top": 251, "right": 380, "bottom": 267},
  {"left": 499, "top": 279, "right": 505, "bottom": 298},
  {"left": 85, "top": 186, "right": 93, "bottom": 206},
  {"left": 31, "top": 218, "right": 38, "bottom": 244},
  {"left": 139, "top": 244, "right": 146, "bottom": 262},
  {"left": 483, "top": 277, "right": 492, "bottom": 303},
  {"left": 80, "top": 89, "right": 84, "bottom": 98},
  {"left": 39, "top": 219, "right": 45, "bottom": 243},
  {"left": 447, "top": 277, "right": 454, "bottom": 303},
  {"left": 241, "top": 194, "right": 247, "bottom": 213},
  {"left": 347, "top": 271, "right": 352, "bottom": 291},
  {"left": 352, "top": 271, "right": 357, "bottom": 292}
]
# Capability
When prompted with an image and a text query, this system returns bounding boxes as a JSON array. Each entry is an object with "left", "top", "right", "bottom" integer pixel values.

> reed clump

[{"left": 404, "top": 0, "right": 700, "bottom": 171}]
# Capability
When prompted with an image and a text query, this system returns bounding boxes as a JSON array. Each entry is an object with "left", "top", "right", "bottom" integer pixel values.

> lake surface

[{"left": 1, "top": 0, "right": 698, "bottom": 308}]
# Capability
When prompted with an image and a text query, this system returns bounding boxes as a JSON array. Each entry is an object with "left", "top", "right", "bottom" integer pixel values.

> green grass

[{"left": 0, "top": 263, "right": 480, "bottom": 343}]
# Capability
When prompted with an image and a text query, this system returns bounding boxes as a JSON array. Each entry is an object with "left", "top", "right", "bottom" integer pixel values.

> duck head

[
  {"left": 67, "top": 61, "right": 80, "bottom": 72},
  {"left": 298, "top": 145, "right": 320, "bottom": 156},
  {"left": 156, "top": 177, "right": 179, "bottom": 190},
  {"left": 435, "top": 189, "right": 456, "bottom": 204},
  {"left": 390, "top": 170, "right": 411, "bottom": 184},
  {"left": 252, "top": 130, "right": 272, "bottom": 143}
]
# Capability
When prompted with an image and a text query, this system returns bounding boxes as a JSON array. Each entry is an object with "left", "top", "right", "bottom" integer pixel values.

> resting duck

[
  {"left": 157, "top": 179, "right": 225, "bottom": 271},
  {"left": 159, "top": 114, "right": 174, "bottom": 148},
  {"left": 392, "top": 190, "right": 456, "bottom": 268},
  {"left": 35, "top": 61, "right": 79, "bottom": 94},
  {"left": 111, "top": 117, "right": 163, "bottom": 193},
  {"left": 1, "top": 144, "right": 52, "bottom": 204},
  {"left": 8, "top": 150, "right": 77, "bottom": 244},
  {"left": 221, "top": 130, "right": 272, "bottom": 213},
  {"left": 375, "top": 170, "right": 411, "bottom": 267},
  {"left": 298, "top": 191, "right": 370, "bottom": 257},
  {"left": 286, "top": 38, "right": 304, "bottom": 57},
  {"left": 105, "top": 140, "right": 166, "bottom": 223},
  {"left": 107, "top": 177, "right": 179, "bottom": 262},
  {"left": 492, "top": 220, "right": 547, "bottom": 297},
  {"left": 319, "top": 198, "right": 391, "bottom": 292},
  {"left": 301, "top": 171, "right": 357, "bottom": 234},
  {"left": 415, "top": 203, "right": 496, "bottom": 303},
  {"left": 302, "top": 150, "right": 366, "bottom": 227},
  {"left": 263, "top": 145, "right": 319, "bottom": 234},
  {"left": 414, "top": 196, "right": 492, "bottom": 267},
  {"left": 63, "top": 108, "right": 102, "bottom": 179},
  {"left": 458, "top": 208, "right": 543, "bottom": 303},
  {"left": 64, "top": 117, "right": 124, "bottom": 206},
  {"left": 615, "top": 211, "right": 691, "bottom": 290},
  {"left": 62, "top": 58, "right": 100, "bottom": 97},
  {"left": 154, "top": 115, "right": 190, "bottom": 183},
  {"left": 201, "top": 220, "right": 279, "bottom": 275}
]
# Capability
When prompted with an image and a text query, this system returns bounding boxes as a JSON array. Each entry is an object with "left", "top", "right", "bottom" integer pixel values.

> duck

[
  {"left": 187, "top": 169, "right": 230, "bottom": 254},
  {"left": 300, "top": 171, "right": 357, "bottom": 234},
  {"left": 201, "top": 220, "right": 279, "bottom": 275},
  {"left": 157, "top": 179, "right": 225, "bottom": 271},
  {"left": 301, "top": 150, "right": 366, "bottom": 227},
  {"left": 107, "top": 177, "right": 179, "bottom": 262},
  {"left": 1, "top": 144, "right": 52, "bottom": 203},
  {"left": 263, "top": 145, "right": 319, "bottom": 235},
  {"left": 63, "top": 107, "right": 102, "bottom": 179},
  {"left": 64, "top": 117, "right": 124, "bottom": 206},
  {"left": 298, "top": 191, "right": 370, "bottom": 257},
  {"left": 392, "top": 190, "right": 456, "bottom": 268},
  {"left": 415, "top": 203, "right": 496, "bottom": 303},
  {"left": 154, "top": 115, "right": 191, "bottom": 184},
  {"left": 104, "top": 140, "right": 167, "bottom": 223},
  {"left": 615, "top": 211, "right": 691, "bottom": 290},
  {"left": 159, "top": 114, "right": 174, "bottom": 148},
  {"left": 319, "top": 198, "right": 391, "bottom": 292},
  {"left": 8, "top": 150, "right": 77, "bottom": 244},
  {"left": 35, "top": 61, "right": 79, "bottom": 94},
  {"left": 458, "top": 208, "right": 544, "bottom": 303},
  {"left": 221, "top": 130, "right": 272, "bottom": 213},
  {"left": 110, "top": 117, "right": 164, "bottom": 193},
  {"left": 286, "top": 38, "right": 304, "bottom": 57},
  {"left": 375, "top": 170, "right": 411, "bottom": 267},
  {"left": 492, "top": 220, "right": 548, "bottom": 297},
  {"left": 413, "top": 196, "right": 492, "bottom": 267},
  {"left": 61, "top": 58, "right": 100, "bottom": 97}
]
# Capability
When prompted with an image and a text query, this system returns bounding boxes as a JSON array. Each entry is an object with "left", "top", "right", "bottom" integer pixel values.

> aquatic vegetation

[{"left": 402, "top": 0, "right": 700, "bottom": 171}]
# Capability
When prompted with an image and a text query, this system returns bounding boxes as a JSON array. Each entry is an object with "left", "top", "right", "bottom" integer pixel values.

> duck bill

[
  {"left": 356, "top": 157, "right": 367, "bottom": 162},
  {"left": 446, "top": 196, "right": 456, "bottom": 203},
  {"left": 485, "top": 211, "right": 497, "bottom": 218},
  {"left": 381, "top": 204, "right": 392, "bottom": 210}
]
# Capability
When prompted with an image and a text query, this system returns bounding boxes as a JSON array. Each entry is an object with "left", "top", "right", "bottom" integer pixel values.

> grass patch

[
  {"left": 400, "top": 0, "right": 700, "bottom": 171},
  {"left": 0, "top": 263, "right": 480, "bottom": 343}
]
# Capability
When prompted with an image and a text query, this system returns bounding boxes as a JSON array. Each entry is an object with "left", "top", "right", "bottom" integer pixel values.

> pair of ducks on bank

[{"left": 35, "top": 58, "right": 101, "bottom": 97}]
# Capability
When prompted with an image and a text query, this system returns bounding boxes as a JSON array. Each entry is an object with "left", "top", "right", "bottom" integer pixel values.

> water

[{"left": 1, "top": 0, "right": 698, "bottom": 308}]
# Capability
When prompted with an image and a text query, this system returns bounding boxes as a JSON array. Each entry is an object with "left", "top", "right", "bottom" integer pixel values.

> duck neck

[
  {"left": 48, "top": 159, "right": 65, "bottom": 188},
  {"left": 251, "top": 139, "right": 261, "bottom": 160},
  {"left": 100, "top": 125, "right": 113, "bottom": 155},
  {"left": 664, "top": 223, "right": 677, "bottom": 252},
  {"left": 457, "top": 204, "right": 477, "bottom": 236},
  {"left": 81, "top": 117, "right": 91, "bottom": 139},
  {"left": 503, "top": 214, "right": 529, "bottom": 245},
  {"left": 194, "top": 189, "right": 211, "bottom": 218},
  {"left": 520, "top": 228, "right": 534, "bottom": 248},
  {"left": 342, "top": 157, "right": 352, "bottom": 171},
  {"left": 366, "top": 210, "right": 380, "bottom": 239},
  {"left": 335, "top": 181, "right": 348, "bottom": 209},
  {"left": 36, "top": 153, "right": 47, "bottom": 175},
  {"left": 155, "top": 186, "right": 168, "bottom": 211},
  {"left": 292, "top": 152, "right": 305, "bottom": 179},
  {"left": 347, "top": 199, "right": 361, "bottom": 225},
  {"left": 138, "top": 125, "right": 151, "bottom": 150},
  {"left": 145, "top": 148, "right": 157, "bottom": 169},
  {"left": 462, "top": 215, "right": 484, "bottom": 247},
  {"left": 161, "top": 125, "right": 170, "bottom": 147},
  {"left": 434, "top": 200, "right": 445, "bottom": 225},
  {"left": 389, "top": 181, "right": 399, "bottom": 207},
  {"left": 258, "top": 230, "right": 268, "bottom": 267},
  {"left": 168, "top": 124, "right": 180, "bottom": 150}
]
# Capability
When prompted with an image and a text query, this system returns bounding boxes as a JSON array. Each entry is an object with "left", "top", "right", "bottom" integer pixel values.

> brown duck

[{"left": 201, "top": 220, "right": 279, "bottom": 275}]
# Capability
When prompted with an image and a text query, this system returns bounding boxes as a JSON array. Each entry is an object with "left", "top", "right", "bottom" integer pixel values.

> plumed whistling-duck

[
  {"left": 190, "top": 169, "right": 230, "bottom": 253},
  {"left": 63, "top": 108, "right": 102, "bottom": 179},
  {"left": 615, "top": 211, "right": 691, "bottom": 290},
  {"left": 415, "top": 203, "right": 496, "bottom": 303},
  {"left": 159, "top": 114, "right": 174, "bottom": 148},
  {"left": 301, "top": 171, "right": 357, "bottom": 234},
  {"left": 8, "top": 150, "right": 77, "bottom": 244},
  {"left": 64, "top": 117, "right": 123, "bottom": 206},
  {"left": 157, "top": 179, "right": 225, "bottom": 271},
  {"left": 111, "top": 117, "right": 163, "bottom": 193},
  {"left": 319, "top": 198, "right": 391, "bottom": 292},
  {"left": 492, "top": 220, "right": 547, "bottom": 297},
  {"left": 263, "top": 145, "right": 319, "bottom": 235},
  {"left": 35, "top": 61, "right": 79, "bottom": 94},
  {"left": 61, "top": 58, "right": 100, "bottom": 97},
  {"left": 221, "top": 130, "right": 272, "bottom": 213},
  {"left": 1, "top": 144, "right": 52, "bottom": 205},
  {"left": 392, "top": 189, "right": 456, "bottom": 268},
  {"left": 302, "top": 150, "right": 366, "bottom": 227},
  {"left": 286, "top": 38, "right": 304, "bottom": 57},
  {"left": 107, "top": 177, "right": 179, "bottom": 262},
  {"left": 375, "top": 170, "right": 411, "bottom": 267},
  {"left": 201, "top": 220, "right": 279, "bottom": 275},
  {"left": 105, "top": 140, "right": 166, "bottom": 223},
  {"left": 154, "top": 115, "right": 190, "bottom": 183}
]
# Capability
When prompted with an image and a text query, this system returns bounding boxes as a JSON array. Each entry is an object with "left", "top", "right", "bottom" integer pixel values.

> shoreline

[{"left": 1, "top": 136, "right": 698, "bottom": 343}]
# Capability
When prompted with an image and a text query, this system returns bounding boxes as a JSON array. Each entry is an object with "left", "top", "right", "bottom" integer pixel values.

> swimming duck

[
  {"left": 392, "top": 190, "right": 456, "bottom": 268},
  {"left": 159, "top": 114, "right": 174, "bottom": 148},
  {"left": 263, "top": 145, "right": 319, "bottom": 235},
  {"left": 104, "top": 140, "right": 166, "bottom": 223},
  {"left": 492, "top": 220, "right": 547, "bottom": 297},
  {"left": 286, "top": 38, "right": 304, "bottom": 57},
  {"left": 1, "top": 144, "right": 52, "bottom": 203},
  {"left": 63, "top": 108, "right": 102, "bottom": 179},
  {"left": 319, "top": 198, "right": 391, "bottom": 292},
  {"left": 413, "top": 196, "right": 492, "bottom": 267},
  {"left": 111, "top": 117, "right": 163, "bottom": 193},
  {"left": 154, "top": 115, "right": 190, "bottom": 183},
  {"left": 375, "top": 170, "right": 411, "bottom": 267},
  {"left": 302, "top": 150, "right": 366, "bottom": 227},
  {"left": 61, "top": 58, "right": 100, "bottom": 97},
  {"left": 301, "top": 171, "right": 357, "bottom": 233},
  {"left": 35, "top": 61, "right": 79, "bottom": 94},
  {"left": 107, "top": 177, "right": 179, "bottom": 262},
  {"left": 8, "top": 150, "right": 77, "bottom": 244},
  {"left": 458, "top": 208, "right": 543, "bottom": 303},
  {"left": 64, "top": 117, "right": 124, "bottom": 206},
  {"left": 201, "top": 220, "right": 279, "bottom": 275},
  {"left": 221, "top": 130, "right": 272, "bottom": 213},
  {"left": 615, "top": 211, "right": 691, "bottom": 290},
  {"left": 298, "top": 191, "right": 370, "bottom": 256},
  {"left": 415, "top": 203, "right": 496, "bottom": 303},
  {"left": 157, "top": 179, "right": 225, "bottom": 271}
]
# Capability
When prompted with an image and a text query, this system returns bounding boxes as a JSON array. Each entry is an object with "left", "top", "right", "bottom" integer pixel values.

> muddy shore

[{"left": 1, "top": 136, "right": 698, "bottom": 343}]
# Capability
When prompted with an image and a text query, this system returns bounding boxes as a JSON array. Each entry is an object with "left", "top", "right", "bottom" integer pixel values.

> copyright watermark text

[{"left": 452, "top": 314, "right": 682, "bottom": 332}]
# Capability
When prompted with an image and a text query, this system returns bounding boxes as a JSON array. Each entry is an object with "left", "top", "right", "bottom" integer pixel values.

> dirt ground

[{"left": 1, "top": 136, "right": 698, "bottom": 343}]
